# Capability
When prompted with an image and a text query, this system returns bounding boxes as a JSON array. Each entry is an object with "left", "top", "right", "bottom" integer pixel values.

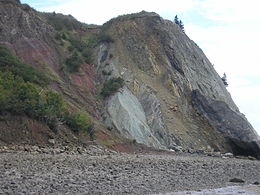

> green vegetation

[
  {"left": 82, "top": 47, "right": 93, "bottom": 64},
  {"left": 101, "top": 77, "right": 124, "bottom": 97},
  {"left": 221, "top": 73, "right": 228, "bottom": 86},
  {"left": 46, "top": 13, "right": 83, "bottom": 31},
  {"left": 100, "top": 139, "right": 114, "bottom": 147},
  {"left": 68, "top": 36, "right": 86, "bottom": 52},
  {"left": 55, "top": 31, "right": 68, "bottom": 41},
  {"left": 62, "top": 31, "right": 113, "bottom": 72},
  {"left": 64, "top": 112, "right": 94, "bottom": 137},
  {"left": 65, "top": 51, "right": 82, "bottom": 73},
  {"left": 0, "top": 71, "right": 65, "bottom": 130},
  {"left": 101, "top": 70, "right": 112, "bottom": 76},
  {"left": 54, "top": 31, "right": 95, "bottom": 70},
  {"left": 45, "top": 13, "right": 99, "bottom": 31},
  {"left": 83, "top": 35, "right": 98, "bottom": 47},
  {"left": 47, "top": 13, "right": 113, "bottom": 73},
  {"left": 0, "top": 45, "right": 48, "bottom": 86},
  {"left": 103, "top": 11, "right": 157, "bottom": 26},
  {"left": 0, "top": 45, "right": 94, "bottom": 136},
  {"left": 106, "top": 126, "right": 113, "bottom": 131},
  {"left": 97, "top": 31, "right": 114, "bottom": 43},
  {"left": 174, "top": 15, "right": 185, "bottom": 33}
]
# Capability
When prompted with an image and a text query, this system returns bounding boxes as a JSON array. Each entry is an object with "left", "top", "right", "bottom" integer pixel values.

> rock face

[
  {"left": 192, "top": 90, "right": 260, "bottom": 157},
  {"left": 105, "top": 87, "right": 165, "bottom": 149},
  {"left": 98, "top": 12, "right": 260, "bottom": 157},
  {"left": 0, "top": 1, "right": 259, "bottom": 158},
  {"left": 0, "top": 1, "right": 58, "bottom": 68}
]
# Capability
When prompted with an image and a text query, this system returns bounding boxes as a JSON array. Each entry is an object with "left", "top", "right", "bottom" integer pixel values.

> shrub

[
  {"left": 106, "top": 126, "right": 113, "bottom": 131},
  {"left": 82, "top": 31, "right": 113, "bottom": 47},
  {"left": 0, "top": 71, "right": 65, "bottom": 126},
  {"left": 0, "top": 71, "right": 94, "bottom": 135},
  {"left": 55, "top": 33, "right": 62, "bottom": 41},
  {"left": 101, "top": 77, "right": 124, "bottom": 97},
  {"left": 83, "top": 35, "right": 98, "bottom": 47},
  {"left": 82, "top": 47, "right": 93, "bottom": 64},
  {"left": 46, "top": 14, "right": 82, "bottom": 31},
  {"left": 101, "top": 70, "right": 112, "bottom": 76},
  {"left": 64, "top": 112, "right": 94, "bottom": 137},
  {"left": 0, "top": 46, "right": 94, "bottom": 136},
  {"left": 68, "top": 36, "right": 87, "bottom": 52},
  {"left": 97, "top": 31, "right": 114, "bottom": 43},
  {"left": 22, "top": 4, "right": 31, "bottom": 11},
  {"left": 65, "top": 51, "right": 82, "bottom": 73},
  {"left": 0, "top": 71, "right": 36, "bottom": 114},
  {"left": 55, "top": 31, "right": 68, "bottom": 41}
]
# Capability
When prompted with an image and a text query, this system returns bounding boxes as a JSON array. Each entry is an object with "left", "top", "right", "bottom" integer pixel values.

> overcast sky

[{"left": 21, "top": 0, "right": 260, "bottom": 136}]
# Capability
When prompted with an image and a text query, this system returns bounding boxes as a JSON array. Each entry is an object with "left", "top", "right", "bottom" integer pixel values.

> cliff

[
  {"left": 97, "top": 12, "right": 260, "bottom": 157},
  {"left": 0, "top": 2, "right": 259, "bottom": 158}
]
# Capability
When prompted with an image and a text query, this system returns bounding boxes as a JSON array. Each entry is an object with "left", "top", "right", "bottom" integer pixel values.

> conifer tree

[
  {"left": 174, "top": 15, "right": 179, "bottom": 25},
  {"left": 179, "top": 20, "right": 185, "bottom": 32},
  {"left": 174, "top": 15, "right": 185, "bottom": 33},
  {"left": 221, "top": 73, "right": 228, "bottom": 86}
]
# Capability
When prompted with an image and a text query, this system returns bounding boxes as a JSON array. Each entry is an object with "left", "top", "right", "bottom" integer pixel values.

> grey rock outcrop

[
  {"left": 99, "top": 11, "right": 260, "bottom": 157},
  {"left": 192, "top": 90, "right": 260, "bottom": 158},
  {"left": 136, "top": 83, "right": 171, "bottom": 147},
  {"left": 105, "top": 87, "right": 165, "bottom": 149}
]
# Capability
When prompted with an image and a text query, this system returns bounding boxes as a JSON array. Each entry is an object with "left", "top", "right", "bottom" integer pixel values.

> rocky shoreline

[
  {"left": 0, "top": 145, "right": 260, "bottom": 194},
  {"left": 0, "top": 144, "right": 116, "bottom": 156}
]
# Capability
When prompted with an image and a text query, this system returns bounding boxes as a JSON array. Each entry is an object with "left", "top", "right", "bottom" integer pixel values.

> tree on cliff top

[
  {"left": 174, "top": 15, "right": 179, "bottom": 25},
  {"left": 174, "top": 15, "right": 185, "bottom": 33},
  {"left": 221, "top": 73, "right": 228, "bottom": 86}
]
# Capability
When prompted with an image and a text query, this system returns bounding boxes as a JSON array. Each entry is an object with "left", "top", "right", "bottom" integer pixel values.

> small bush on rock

[
  {"left": 64, "top": 112, "right": 94, "bottom": 137},
  {"left": 65, "top": 51, "right": 82, "bottom": 73},
  {"left": 101, "top": 77, "right": 124, "bottom": 97}
]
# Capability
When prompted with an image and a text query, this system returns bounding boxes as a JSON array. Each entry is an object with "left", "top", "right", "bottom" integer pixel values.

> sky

[{"left": 21, "top": 0, "right": 260, "bottom": 136}]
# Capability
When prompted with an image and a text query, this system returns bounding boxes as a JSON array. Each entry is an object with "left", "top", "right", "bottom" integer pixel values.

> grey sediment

[{"left": 0, "top": 147, "right": 259, "bottom": 194}]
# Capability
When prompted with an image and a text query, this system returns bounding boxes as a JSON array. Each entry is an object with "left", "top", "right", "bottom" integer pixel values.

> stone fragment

[
  {"left": 48, "top": 139, "right": 55, "bottom": 145},
  {"left": 229, "top": 178, "right": 245, "bottom": 183}
]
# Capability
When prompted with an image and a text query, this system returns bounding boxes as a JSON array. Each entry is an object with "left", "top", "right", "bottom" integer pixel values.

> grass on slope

[{"left": 0, "top": 45, "right": 93, "bottom": 136}]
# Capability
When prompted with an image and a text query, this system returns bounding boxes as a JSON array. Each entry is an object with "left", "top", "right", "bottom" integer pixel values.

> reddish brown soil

[
  {"left": 71, "top": 63, "right": 95, "bottom": 95},
  {"left": 0, "top": 115, "right": 82, "bottom": 146},
  {"left": 13, "top": 39, "right": 59, "bottom": 70}
]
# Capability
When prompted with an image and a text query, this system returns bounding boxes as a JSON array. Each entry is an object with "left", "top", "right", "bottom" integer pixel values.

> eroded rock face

[
  {"left": 192, "top": 90, "right": 260, "bottom": 157},
  {"left": 0, "top": 2, "right": 58, "bottom": 69},
  {"left": 100, "top": 12, "right": 260, "bottom": 157},
  {"left": 136, "top": 84, "right": 172, "bottom": 147},
  {"left": 105, "top": 87, "right": 165, "bottom": 149},
  {"left": 1, "top": 2, "right": 259, "bottom": 158}
]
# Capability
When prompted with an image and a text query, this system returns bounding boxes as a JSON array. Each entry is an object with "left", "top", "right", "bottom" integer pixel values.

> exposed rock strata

[
  {"left": 105, "top": 87, "right": 165, "bottom": 149},
  {"left": 191, "top": 90, "right": 260, "bottom": 158},
  {"left": 0, "top": 1, "right": 259, "bottom": 158},
  {"left": 99, "top": 12, "right": 260, "bottom": 157}
]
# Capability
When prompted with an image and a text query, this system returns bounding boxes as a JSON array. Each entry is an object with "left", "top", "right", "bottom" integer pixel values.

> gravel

[{"left": 0, "top": 148, "right": 259, "bottom": 194}]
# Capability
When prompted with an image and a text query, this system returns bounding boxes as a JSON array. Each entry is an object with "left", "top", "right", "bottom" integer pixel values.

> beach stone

[{"left": 229, "top": 178, "right": 245, "bottom": 183}]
